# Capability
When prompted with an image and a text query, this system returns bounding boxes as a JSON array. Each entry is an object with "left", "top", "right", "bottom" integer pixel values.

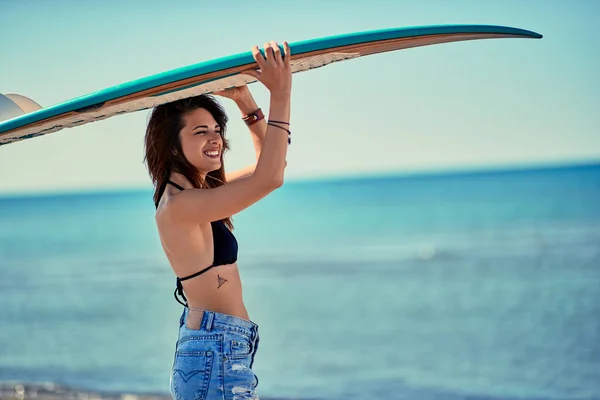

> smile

[{"left": 203, "top": 149, "right": 220, "bottom": 159}]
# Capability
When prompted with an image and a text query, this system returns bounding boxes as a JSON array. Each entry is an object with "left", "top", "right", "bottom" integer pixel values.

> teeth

[{"left": 204, "top": 150, "right": 219, "bottom": 156}]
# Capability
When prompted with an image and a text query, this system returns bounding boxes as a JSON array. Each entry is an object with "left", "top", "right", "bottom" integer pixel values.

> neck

[{"left": 169, "top": 171, "right": 206, "bottom": 189}]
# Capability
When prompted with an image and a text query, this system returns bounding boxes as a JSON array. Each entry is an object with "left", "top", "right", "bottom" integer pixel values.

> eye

[{"left": 194, "top": 131, "right": 207, "bottom": 135}]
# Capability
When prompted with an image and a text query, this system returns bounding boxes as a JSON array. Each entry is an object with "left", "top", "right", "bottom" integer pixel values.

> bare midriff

[{"left": 180, "top": 262, "right": 250, "bottom": 322}]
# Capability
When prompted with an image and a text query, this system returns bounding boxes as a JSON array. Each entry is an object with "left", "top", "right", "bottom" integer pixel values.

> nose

[{"left": 209, "top": 132, "right": 222, "bottom": 145}]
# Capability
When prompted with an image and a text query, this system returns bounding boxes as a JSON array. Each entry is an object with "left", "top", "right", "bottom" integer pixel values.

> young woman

[{"left": 143, "top": 41, "right": 292, "bottom": 400}]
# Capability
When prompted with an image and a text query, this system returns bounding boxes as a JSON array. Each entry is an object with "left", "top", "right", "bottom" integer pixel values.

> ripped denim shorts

[{"left": 170, "top": 308, "right": 260, "bottom": 400}]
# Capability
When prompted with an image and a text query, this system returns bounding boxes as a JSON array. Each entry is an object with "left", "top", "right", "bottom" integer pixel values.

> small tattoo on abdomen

[{"left": 217, "top": 275, "right": 228, "bottom": 288}]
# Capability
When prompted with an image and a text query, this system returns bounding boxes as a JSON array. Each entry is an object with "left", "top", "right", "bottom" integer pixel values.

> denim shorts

[{"left": 170, "top": 308, "right": 260, "bottom": 400}]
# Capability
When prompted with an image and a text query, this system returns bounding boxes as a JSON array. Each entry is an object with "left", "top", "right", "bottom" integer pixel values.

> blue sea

[{"left": 0, "top": 163, "right": 599, "bottom": 400}]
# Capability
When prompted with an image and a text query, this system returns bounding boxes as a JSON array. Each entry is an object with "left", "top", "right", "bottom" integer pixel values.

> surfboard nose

[
  {"left": 0, "top": 93, "right": 25, "bottom": 122},
  {"left": 0, "top": 93, "right": 42, "bottom": 122}
]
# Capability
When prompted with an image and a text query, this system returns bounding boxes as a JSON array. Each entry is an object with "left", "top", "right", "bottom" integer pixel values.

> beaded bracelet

[{"left": 267, "top": 121, "right": 291, "bottom": 145}]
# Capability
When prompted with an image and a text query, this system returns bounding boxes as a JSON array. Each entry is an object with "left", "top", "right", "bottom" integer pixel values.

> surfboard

[{"left": 0, "top": 24, "right": 542, "bottom": 147}]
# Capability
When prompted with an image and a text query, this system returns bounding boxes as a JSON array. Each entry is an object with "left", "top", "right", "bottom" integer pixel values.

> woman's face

[{"left": 178, "top": 107, "right": 223, "bottom": 175}]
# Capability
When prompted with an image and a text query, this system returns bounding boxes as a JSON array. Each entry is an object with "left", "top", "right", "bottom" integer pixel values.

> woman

[{"left": 143, "top": 41, "right": 292, "bottom": 400}]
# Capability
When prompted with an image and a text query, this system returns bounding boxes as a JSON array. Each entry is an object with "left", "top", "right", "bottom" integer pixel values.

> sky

[{"left": 0, "top": 0, "right": 598, "bottom": 195}]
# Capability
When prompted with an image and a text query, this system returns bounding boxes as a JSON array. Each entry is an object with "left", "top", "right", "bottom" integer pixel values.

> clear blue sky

[{"left": 0, "top": 0, "right": 598, "bottom": 194}]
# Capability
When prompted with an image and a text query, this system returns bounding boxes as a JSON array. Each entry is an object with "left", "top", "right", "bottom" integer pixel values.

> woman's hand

[
  {"left": 243, "top": 41, "right": 291, "bottom": 97},
  {"left": 214, "top": 85, "right": 252, "bottom": 104}
]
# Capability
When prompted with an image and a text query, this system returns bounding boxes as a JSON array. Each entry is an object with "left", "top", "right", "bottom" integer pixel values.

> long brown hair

[{"left": 143, "top": 95, "right": 233, "bottom": 229}]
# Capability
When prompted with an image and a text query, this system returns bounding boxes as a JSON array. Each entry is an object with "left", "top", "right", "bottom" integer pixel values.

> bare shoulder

[{"left": 155, "top": 189, "right": 189, "bottom": 227}]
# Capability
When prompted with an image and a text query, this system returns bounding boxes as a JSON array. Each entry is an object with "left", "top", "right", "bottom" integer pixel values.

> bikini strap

[
  {"left": 174, "top": 280, "right": 188, "bottom": 307},
  {"left": 180, "top": 265, "right": 216, "bottom": 282},
  {"left": 174, "top": 264, "right": 217, "bottom": 308},
  {"left": 154, "top": 180, "right": 186, "bottom": 209},
  {"left": 168, "top": 180, "right": 186, "bottom": 191}
]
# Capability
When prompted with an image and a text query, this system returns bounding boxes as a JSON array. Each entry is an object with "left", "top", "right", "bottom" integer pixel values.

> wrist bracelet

[
  {"left": 242, "top": 108, "right": 264, "bottom": 126},
  {"left": 267, "top": 121, "right": 292, "bottom": 145},
  {"left": 268, "top": 119, "right": 290, "bottom": 126}
]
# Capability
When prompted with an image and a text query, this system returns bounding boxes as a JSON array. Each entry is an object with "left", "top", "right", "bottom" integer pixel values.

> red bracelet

[{"left": 242, "top": 108, "right": 264, "bottom": 126}]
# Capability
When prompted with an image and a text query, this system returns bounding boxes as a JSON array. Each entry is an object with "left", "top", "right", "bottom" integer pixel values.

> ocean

[{"left": 0, "top": 163, "right": 599, "bottom": 400}]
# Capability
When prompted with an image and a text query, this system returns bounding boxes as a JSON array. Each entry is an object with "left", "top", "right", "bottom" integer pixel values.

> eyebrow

[{"left": 192, "top": 124, "right": 221, "bottom": 132}]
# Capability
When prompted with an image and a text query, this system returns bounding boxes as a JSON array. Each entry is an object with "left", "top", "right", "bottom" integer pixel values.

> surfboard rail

[{"left": 0, "top": 24, "right": 542, "bottom": 146}]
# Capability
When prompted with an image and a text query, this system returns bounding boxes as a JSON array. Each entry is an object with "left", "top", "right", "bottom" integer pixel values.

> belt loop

[{"left": 205, "top": 311, "right": 214, "bottom": 332}]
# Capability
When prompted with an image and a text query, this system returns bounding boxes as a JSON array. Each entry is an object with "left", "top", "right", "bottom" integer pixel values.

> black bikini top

[{"left": 155, "top": 180, "right": 238, "bottom": 307}]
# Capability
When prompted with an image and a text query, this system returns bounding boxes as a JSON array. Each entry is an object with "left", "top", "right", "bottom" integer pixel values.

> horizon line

[{"left": 1, "top": 158, "right": 598, "bottom": 200}]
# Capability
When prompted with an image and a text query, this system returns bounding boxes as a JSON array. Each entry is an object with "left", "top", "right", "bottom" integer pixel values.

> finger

[
  {"left": 213, "top": 88, "right": 235, "bottom": 98},
  {"left": 270, "top": 40, "right": 282, "bottom": 65},
  {"left": 251, "top": 45, "right": 266, "bottom": 68},
  {"left": 283, "top": 41, "right": 291, "bottom": 67},
  {"left": 241, "top": 68, "right": 261, "bottom": 81},
  {"left": 264, "top": 42, "right": 274, "bottom": 62},
  {"left": 214, "top": 87, "right": 232, "bottom": 94}
]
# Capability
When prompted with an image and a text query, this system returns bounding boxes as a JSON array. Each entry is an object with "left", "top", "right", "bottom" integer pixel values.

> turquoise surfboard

[{"left": 0, "top": 24, "right": 542, "bottom": 147}]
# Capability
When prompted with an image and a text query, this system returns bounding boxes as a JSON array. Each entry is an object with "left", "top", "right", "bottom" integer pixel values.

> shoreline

[{"left": 0, "top": 382, "right": 170, "bottom": 400}]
